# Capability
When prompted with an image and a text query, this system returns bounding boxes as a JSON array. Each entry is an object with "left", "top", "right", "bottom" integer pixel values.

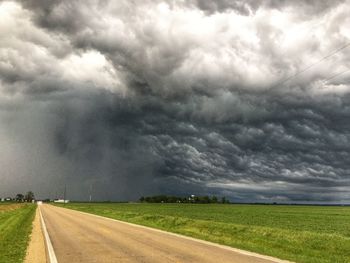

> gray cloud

[
  {"left": 191, "top": 0, "right": 345, "bottom": 17},
  {"left": 0, "top": 0, "right": 349, "bottom": 202}
]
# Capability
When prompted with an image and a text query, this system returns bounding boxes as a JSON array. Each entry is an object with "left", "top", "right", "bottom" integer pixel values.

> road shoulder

[{"left": 24, "top": 206, "right": 47, "bottom": 263}]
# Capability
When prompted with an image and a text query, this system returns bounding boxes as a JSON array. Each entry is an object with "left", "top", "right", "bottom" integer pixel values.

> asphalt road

[{"left": 40, "top": 205, "right": 287, "bottom": 263}]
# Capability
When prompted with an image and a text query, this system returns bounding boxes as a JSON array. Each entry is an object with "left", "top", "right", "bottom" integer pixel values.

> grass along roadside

[
  {"left": 0, "top": 204, "right": 36, "bottom": 263},
  {"left": 55, "top": 203, "right": 350, "bottom": 263}
]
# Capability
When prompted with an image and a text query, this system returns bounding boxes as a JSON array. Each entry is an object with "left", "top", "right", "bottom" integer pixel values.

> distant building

[
  {"left": 0, "top": 198, "right": 4, "bottom": 202},
  {"left": 189, "top": 194, "right": 195, "bottom": 202},
  {"left": 54, "top": 199, "right": 69, "bottom": 203}
]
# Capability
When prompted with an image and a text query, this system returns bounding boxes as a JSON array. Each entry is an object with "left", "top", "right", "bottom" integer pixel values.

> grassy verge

[
  {"left": 56, "top": 203, "right": 350, "bottom": 263},
  {"left": 0, "top": 203, "right": 36, "bottom": 263}
]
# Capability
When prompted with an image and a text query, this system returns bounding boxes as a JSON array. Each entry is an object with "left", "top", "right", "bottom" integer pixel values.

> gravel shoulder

[{"left": 24, "top": 207, "right": 46, "bottom": 263}]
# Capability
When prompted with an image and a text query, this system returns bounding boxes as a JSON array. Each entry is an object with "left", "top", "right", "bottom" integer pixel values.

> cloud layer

[{"left": 0, "top": 0, "right": 350, "bottom": 202}]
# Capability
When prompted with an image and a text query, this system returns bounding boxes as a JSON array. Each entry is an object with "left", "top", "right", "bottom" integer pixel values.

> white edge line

[
  {"left": 53, "top": 205, "right": 293, "bottom": 263},
  {"left": 39, "top": 206, "right": 58, "bottom": 263}
]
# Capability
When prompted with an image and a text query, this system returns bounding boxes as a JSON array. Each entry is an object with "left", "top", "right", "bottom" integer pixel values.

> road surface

[{"left": 40, "top": 205, "right": 288, "bottom": 263}]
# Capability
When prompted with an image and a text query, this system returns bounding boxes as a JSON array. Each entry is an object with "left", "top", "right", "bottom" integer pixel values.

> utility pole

[{"left": 63, "top": 184, "right": 66, "bottom": 205}]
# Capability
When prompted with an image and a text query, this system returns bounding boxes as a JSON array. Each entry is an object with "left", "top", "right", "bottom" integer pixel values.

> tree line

[
  {"left": 139, "top": 195, "right": 230, "bottom": 204},
  {"left": 15, "top": 191, "right": 35, "bottom": 202}
]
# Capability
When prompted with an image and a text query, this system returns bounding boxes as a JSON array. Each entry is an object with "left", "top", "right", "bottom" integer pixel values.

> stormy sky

[{"left": 1, "top": 0, "right": 350, "bottom": 203}]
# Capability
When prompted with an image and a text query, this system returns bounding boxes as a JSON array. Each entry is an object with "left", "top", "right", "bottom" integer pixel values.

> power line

[
  {"left": 323, "top": 68, "right": 350, "bottom": 84},
  {"left": 271, "top": 41, "right": 350, "bottom": 89}
]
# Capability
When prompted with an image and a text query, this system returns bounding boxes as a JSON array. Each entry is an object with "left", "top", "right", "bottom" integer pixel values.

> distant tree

[
  {"left": 211, "top": 196, "right": 218, "bottom": 203},
  {"left": 221, "top": 196, "right": 228, "bottom": 204},
  {"left": 16, "top": 194, "right": 24, "bottom": 202},
  {"left": 139, "top": 194, "right": 229, "bottom": 204},
  {"left": 25, "top": 191, "right": 35, "bottom": 202},
  {"left": 198, "top": 196, "right": 210, "bottom": 203}
]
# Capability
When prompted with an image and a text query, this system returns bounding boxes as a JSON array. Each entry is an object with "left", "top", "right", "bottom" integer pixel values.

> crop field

[
  {"left": 56, "top": 203, "right": 350, "bottom": 263},
  {"left": 0, "top": 203, "right": 36, "bottom": 263}
]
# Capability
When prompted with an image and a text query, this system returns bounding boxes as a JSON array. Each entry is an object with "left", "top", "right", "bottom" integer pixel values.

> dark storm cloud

[
  {"left": 191, "top": 0, "right": 345, "bottom": 16},
  {"left": 0, "top": 0, "right": 349, "bottom": 202}
]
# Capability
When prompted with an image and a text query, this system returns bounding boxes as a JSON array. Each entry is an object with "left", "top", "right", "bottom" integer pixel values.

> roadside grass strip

[{"left": 0, "top": 204, "right": 36, "bottom": 263}]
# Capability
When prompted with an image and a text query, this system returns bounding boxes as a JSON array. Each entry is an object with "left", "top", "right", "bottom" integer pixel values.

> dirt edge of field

[
  {"left": 24, "top": 207, "right": 47, "bottom": 263},
  {"left": 0, "top": 203, "right": 24, "bottom": 212}
]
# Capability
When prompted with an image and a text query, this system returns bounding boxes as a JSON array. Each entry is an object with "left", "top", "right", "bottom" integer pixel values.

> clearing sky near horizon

[{"left": 0, "top": 0, "right": 349, "bottom": 202}]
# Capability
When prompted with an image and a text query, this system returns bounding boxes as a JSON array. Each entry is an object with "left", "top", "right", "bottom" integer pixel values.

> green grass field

[
  {"left": 0, "top": 203, "right": 36, "bottom": 263},
  {"left": 57, "top": 203, "right": 350, "bottom": 263}
]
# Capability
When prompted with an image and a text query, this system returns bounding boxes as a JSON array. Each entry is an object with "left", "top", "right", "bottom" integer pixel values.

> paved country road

[{"left": 40, "top": 205, "right": 289, "bottom": 263}]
